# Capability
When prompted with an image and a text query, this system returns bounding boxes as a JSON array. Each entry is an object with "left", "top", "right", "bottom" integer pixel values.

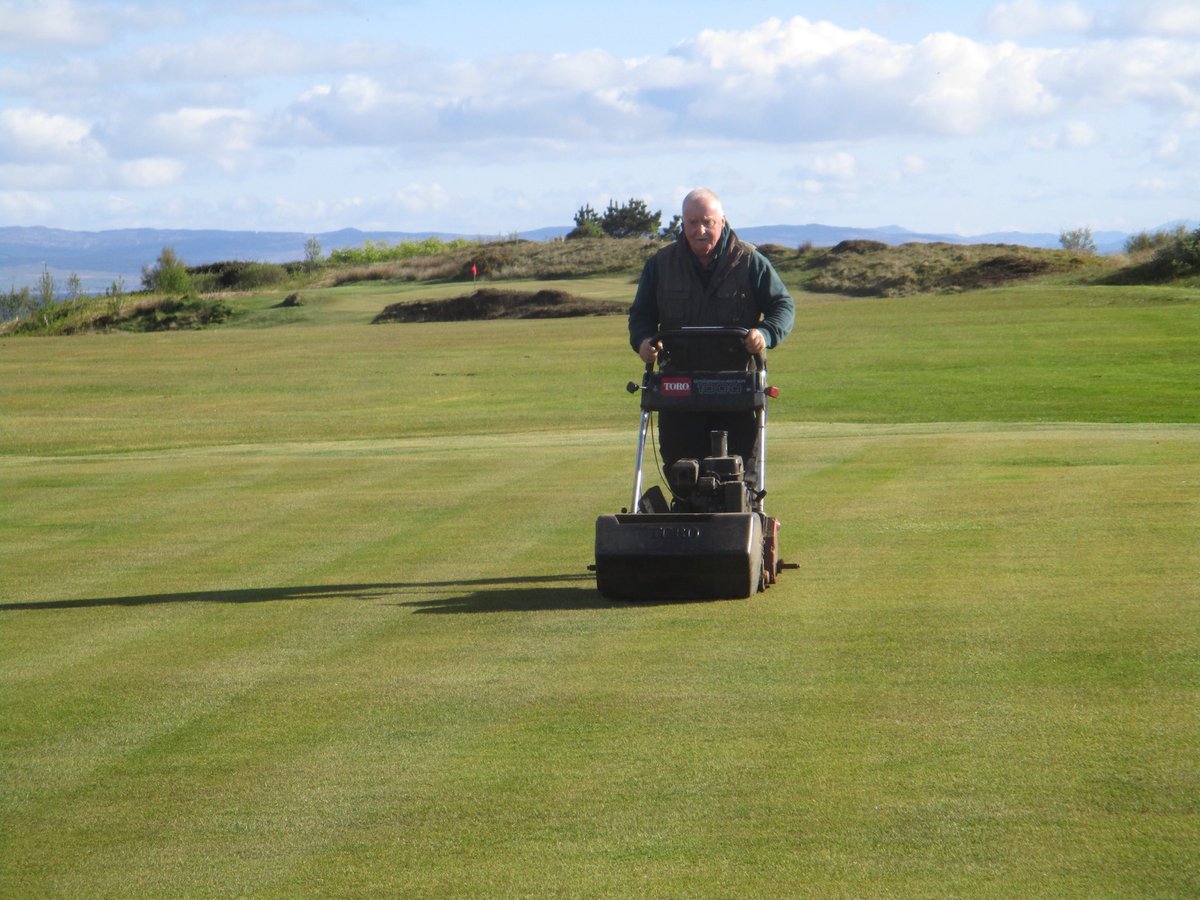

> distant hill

[
  {"left": 0, "top": 226, "right": 480, "bottom": 293},
  {"left": 2, "top": 221, "right": 1190, "bottom": 293}
]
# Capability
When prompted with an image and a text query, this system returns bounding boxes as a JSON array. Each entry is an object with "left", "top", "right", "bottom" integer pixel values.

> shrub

[
  {"left": 754, "top": 243, "right": 794, "bottom": 262},
  {"left": 1060, "top": 226, "right": 1097, "bottom": 254},
  {"left": 142, "top": 246, "right": 193, "bottom": 294},
  {"left": 327, "top": 237, "right": 472, "bottom": 266},
  {"left": 188, "top": 261, "right": 288, "bottom": 292},
  {"left": 1154, "top": 225, "right": 1200, "bottom": 277},
  {"left": 1, "top": 286, "right": 33, "bottom": 323},
  {"left": 1125, "top": 228, "right": 1178, "bottom": 255},
  {"left": 831, "top": 239, "right": 888, "bottom": 254},
  {"left": 566, "top": 219, "right": 605, "bottom": 240}
]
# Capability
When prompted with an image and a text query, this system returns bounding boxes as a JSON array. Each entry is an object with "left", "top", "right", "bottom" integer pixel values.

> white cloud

[
  {"left": 1136, "top": 176, "right": 1175, "bottom": 192},
  {"left": 0, "top": 189, "right": 54, "bottom": 219},
  {"left": 394, "top": 182, "right": 451, "bottom": 216},
  {"left": 0, "top": 107, "right": 102, "bottom": 163},
  {"left": 1118, "top": 1, "right": 1200, "bottom": 37},
  {"left": 129, "top": 33, "right": 407, "bottom": 83},
  {"left": 807, "top": 151, "right": 858, "bottom": 179},
  {"left": 1028, "top": 121, "right": 1096, "bottom": 150},
  {"left": 1156, "top": 132, "right": 1181, "bottom": 156},
  {"left": 1027, "top": 120, "right": 1094, "bottom": 150},
  {"left": 10, "top": 13, "right": 1200, "bottom": 168},
  {"left": 1062, "top": 120, "right": 1098, "bottom": 147},
  {"left": 100, "top": 107, "right": 259, "bottom": 164},
  {"left": 986, "top": 0, "right": 1094, "bottom": 38},
  {"left": 685, "top": 16, "right": 887, "bottom": 76},
  {"left": 0, "top": 0, "right": 110, "bottom": 48},
  {"left": 116, "top": 158, "right": 186, "bottom": 189}
]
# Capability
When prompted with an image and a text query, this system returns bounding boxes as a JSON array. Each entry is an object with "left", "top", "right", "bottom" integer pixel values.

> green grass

[{"left": 1, "top": 279, "right": 1198, "bottom": 896}]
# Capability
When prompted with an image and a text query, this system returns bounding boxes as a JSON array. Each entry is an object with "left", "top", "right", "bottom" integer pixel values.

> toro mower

[{"left": 593, "top": 327, "right": 792, "bottom": 600}]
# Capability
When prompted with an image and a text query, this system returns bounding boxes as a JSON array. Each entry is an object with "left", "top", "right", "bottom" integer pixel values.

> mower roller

[{"left": 593, "top": 327, "right": 790, "bottom": 601}]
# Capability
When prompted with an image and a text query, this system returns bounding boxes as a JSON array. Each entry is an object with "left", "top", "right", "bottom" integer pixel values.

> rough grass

[{"left": 1, "top": 283, "right": 1197, "bottom": 897}]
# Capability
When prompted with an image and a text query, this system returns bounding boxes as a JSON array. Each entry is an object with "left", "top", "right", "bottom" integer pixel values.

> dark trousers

[{"left": 658, "top": 409, "right": 758, "bottom": 473}]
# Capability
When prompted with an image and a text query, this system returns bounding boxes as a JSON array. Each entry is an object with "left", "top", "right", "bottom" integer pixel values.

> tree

[
  {"left": 142, "top": 246, "right": 193, "bottom": 294},
  {"left": 304, "top": 236, "right": 323, "bottom": 271},
  {"left": 1060, "top": 226, "right": 1097, "bottom": 254},
  {"left": 36, "top": 265, "right": 56, "bottom": 308},
  {"left": 573, "top": 204, "right": 601, "bottom": 228},
  {"left": 1, "top": 286, "right": 32, "bottom": 322},
  {"left": 661, "top": 214, "right": 682, "bottom": 240},
  {"left": 567, "top": 198, "right": 663, "bottom": 239},
  {"left": 600, "top": 197, "right": 661, "bottom": 238}
]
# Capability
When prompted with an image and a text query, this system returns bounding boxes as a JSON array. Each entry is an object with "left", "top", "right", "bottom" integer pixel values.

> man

[{"left": 628, "top": 188, "right": 795, "bottom": 480}]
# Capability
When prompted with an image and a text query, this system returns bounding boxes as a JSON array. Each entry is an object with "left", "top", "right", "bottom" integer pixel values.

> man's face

[{"left": 683, "top": 197, "right": 725, "bottom": 262}]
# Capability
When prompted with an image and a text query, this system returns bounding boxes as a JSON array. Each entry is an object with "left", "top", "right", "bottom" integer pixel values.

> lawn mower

[{"left": 592, "top": 326, "right": 792, "bottom": 600}]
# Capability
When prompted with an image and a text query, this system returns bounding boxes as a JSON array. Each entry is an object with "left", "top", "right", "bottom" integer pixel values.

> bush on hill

[
  {"left": 327, "top": 236, "right": 474, "bottom": 265},
  {"left": 830, "top": 239, "right": 889, "bottom": 254},
  {"left": 189, "top": 260, "right": 299, "bottom": 292},
  {"left": 1105, "top": 225, "right": 1200, "bottom": 285},
  {"left": 141, "top": 246, "right": 193, "bottom": 294}
]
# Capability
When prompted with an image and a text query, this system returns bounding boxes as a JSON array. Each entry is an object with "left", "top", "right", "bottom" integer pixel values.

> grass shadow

[
  {"left": 0, "top": 574, "right": 609, "bottom": 612},
  {"left": 395, "top": 586, "right": 705, "bottom": 613}
]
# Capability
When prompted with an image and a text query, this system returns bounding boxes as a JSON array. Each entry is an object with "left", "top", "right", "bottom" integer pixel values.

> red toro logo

[{"left": 661, "top": 377, "right": 692, "bottom": 397}]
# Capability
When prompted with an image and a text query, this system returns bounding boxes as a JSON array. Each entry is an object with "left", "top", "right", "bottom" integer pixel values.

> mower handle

[{"left": 644, "top": 326, "right": 766, "bottom": 374}]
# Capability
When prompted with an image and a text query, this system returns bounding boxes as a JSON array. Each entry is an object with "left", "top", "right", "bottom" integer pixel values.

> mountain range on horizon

[{"left": 2, "top": 220, "right": 1193, "bottom": 294}]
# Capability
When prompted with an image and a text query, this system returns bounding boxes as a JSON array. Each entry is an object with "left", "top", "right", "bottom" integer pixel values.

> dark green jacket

[{"left": 628, "top": 227, "right": 795, "bottom": 352}]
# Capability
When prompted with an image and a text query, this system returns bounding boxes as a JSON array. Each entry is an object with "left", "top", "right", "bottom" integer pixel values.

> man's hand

[
  {"left": 638, "top": 337, "right": 661, "bottom": 364},
  {"left": 742, "top": 329, "right": 766, "bottom": 355}
]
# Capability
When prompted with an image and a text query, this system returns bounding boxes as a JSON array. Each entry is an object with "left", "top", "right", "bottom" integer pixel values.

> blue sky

[{"left": 1, "top": 0, "right": 1198, "bottom": 236}]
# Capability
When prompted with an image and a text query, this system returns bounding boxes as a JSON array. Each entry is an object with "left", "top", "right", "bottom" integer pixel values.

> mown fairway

[{"left": 2, "top": 279, "right": 1198, "bottom": 896}]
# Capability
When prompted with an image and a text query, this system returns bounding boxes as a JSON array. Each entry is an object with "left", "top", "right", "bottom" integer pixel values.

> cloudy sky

[{"left": 2, "top": 0, "right": 1198, "bottom": 236}]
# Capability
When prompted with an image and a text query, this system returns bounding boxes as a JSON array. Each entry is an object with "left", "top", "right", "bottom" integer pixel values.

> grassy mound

[
  {"left": 0, "top": 294, "right": 233, "bottom": 336},
  {"left": 772, "top": 242, "right": 1107, "bottom": 297},
  {"left": 371, "top": 288, "right": 627, "bottom": 323},
  {"left": 327, "top": 236, "right": 662, "bottom": 287}
]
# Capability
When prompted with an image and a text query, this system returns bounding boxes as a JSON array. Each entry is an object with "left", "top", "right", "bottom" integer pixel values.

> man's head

[{"left": 681, "top": 188, "right": 725, "bottom": 265}]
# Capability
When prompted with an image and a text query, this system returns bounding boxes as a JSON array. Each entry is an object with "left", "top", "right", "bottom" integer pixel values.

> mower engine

[{"left": 668, "top": 430, "right": 753, "bottom": 514}]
